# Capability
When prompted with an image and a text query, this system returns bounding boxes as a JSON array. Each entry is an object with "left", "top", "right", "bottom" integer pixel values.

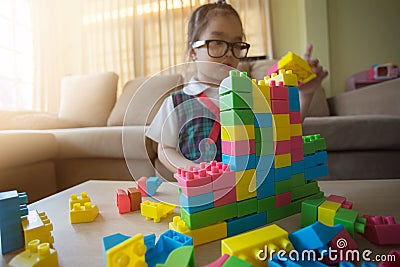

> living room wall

[{"left": 270, "top": 0, "right": 400, "bottom": 97}]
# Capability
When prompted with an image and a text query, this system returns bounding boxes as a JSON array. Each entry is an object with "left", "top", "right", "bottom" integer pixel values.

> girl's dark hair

[{"left": 187, "top": 1, "right": 244, "bottom": 52}]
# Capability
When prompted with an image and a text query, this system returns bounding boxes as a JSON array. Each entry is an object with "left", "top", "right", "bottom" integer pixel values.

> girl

[{"left": 146, "top": 0, "right": 328, "bottom": 173}]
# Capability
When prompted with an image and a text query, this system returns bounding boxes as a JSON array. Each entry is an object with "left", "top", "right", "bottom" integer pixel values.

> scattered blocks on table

[
  {"left": 362, "top": 215, "right": 400, "bottom": 245},
  {"left": 137, "top": 176, "right": 163, "bottom": 197},
  {"left": 140, "top": 200, "right": 176, "bottom": 223},
  {"left": 8, "top": 239, "right": 58, "bottom": 267},
  {"left": 22, "top": 210, "right": 54, "bottom": 249}
]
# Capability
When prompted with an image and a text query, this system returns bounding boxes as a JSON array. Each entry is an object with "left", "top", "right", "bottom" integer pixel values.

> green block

[
  {"left": 334, "top": 208, "right": 360, "bottom": 237},
  {"left": 220, "top": 109, "right": 254, "bottom": 126},
  {"left": 220, "top": 92, "right": 253, "bottom": 111},
  {"left": 180, "top": 202, "right": 237, "bottom": 230},
  {"left": 275, "top": 179, "right": 292, "bottom": 194},
  {"left": 255, "top": 127, "right": 273, "bottom": 143},
  {"left": 300, "top": 197, "right": 326, "bottom": 227},
  {"left": 291, "top": 173, "right": 306, "bottom": 188},
  {"left": 302, "top": 136, "right": 316, "bottom": 155},
  {"left": 237, "top": 197, "right": 258, "bottom": 217},
  {"left": 257, "top": 196, "right": 275, "bottom": 213},
  {"left": 267, "top": 202, "right": 301, "bottom": 223},
  {"left": 220, "top": 70, "right": 252, "bottom": 95},
  {"left": 291, "top": 181, "right": 320, "bottom": 201},
  {"left": 156, "top": 246, "right": 194, "bottom": 267},
  {"left": 255, "top": 141, "right": 274, "bottom": 156},
  {"left": 222, "top": 255, "right": 252, "bottom": 267}
]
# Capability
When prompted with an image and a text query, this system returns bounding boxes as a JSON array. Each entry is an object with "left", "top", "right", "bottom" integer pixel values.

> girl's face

[{"left": 192, "top": 14, "right": 244, "bottom": 84}]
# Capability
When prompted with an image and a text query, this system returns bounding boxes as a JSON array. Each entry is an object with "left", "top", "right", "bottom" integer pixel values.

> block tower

[{"left": 172, "top": 66, "right": 329, "bottom": 245}]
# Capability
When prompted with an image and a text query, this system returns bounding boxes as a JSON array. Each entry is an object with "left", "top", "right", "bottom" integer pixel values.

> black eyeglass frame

[{"left": 191, "top": 39, "right": 251, "bottom": 59}]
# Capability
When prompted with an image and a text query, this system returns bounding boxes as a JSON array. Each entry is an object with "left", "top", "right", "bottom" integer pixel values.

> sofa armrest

[{"left": 327, "top": 78, "right": 400, "bottom": 116}]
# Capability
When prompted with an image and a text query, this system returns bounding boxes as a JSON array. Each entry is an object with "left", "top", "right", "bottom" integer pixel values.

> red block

[
  {"left": 275, "top": 192, "right": 291, "bottom": 208},
  {"left": 323, "top": 229, "right": 358, "bottom": 265},
  {"left": 137, "top": 176, "right": 148, "bottom": 196},
  {"left": 290, "top": 111, "right": 302, "bottom": 124},
  {"left": 342, "top": 201, "right": 353, "bottom": 209},
  {"left": 269, "top": 80, "right": 288, "bottom": 100},
  {"left": 274, "top": 140, "right": 291, "bottom": 155},
  {"left": 326, "top": 194, "right": 346, "bottom": 204},
  {"left": 363, "top": 215, "right": 400, "bottom": 245},
  {"left": 213, "top": 187, "right": 236, "bottom": 207},
  {"left": 290, "top": 136, "right": 303, "bottom": 150},
  {"left": 291, "top": 148, "right": 304, "bottom": 162},
  {"left": 271, "top": 100, "right": 289, "bottom": 114},
  {"left": 127, "top": 187, "right": 142, "bottom": 211},
  {"left": 116, "top": 189, "right": 131, "bottom": 214}
]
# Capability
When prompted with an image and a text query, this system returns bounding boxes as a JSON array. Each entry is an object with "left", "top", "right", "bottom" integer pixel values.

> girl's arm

[{"left": 158, "top": 144, "right": 200, "bottom": 173}]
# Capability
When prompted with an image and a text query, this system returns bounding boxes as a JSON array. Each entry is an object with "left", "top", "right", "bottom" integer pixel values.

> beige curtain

[{"left": 29, "top": 0, "right": 272, "bottom": 113}]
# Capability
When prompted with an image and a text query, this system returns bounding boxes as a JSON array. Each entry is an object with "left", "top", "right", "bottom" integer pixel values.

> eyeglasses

[{"left": 192, "top": 39, "right": 250, "bottom": 59}]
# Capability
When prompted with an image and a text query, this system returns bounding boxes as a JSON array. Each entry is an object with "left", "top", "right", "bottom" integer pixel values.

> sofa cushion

[
  {"left": 0, "top": 131, "right": 58, "bottom": 169},
  {"left": 303, "top": 115, "right": 400, "bottom": 151},
  {"left": 0, "top": 110, "right": 82, "bottom": 130},
  {"left": 108, "top": 74, "right": 183, "bottom": 126},
  {"left": 59, "top": 72, "right": 118, "bottom": 127}
]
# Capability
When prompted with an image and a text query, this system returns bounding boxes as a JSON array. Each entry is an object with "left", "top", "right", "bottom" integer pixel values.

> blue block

[
  {"left": 146, "top": 176, "right": 163, "bottom": 196},
  {"left": 255, "top": 155, "right": 274, "bottom": 171},
  {"left": 256, "top": 181, "right": 275, "bottom": 199},
  {"left": 291, "top": 160, "right": 305, "bottom": 174},
  {"left": 289, "top": 96, "right": 301, "bottom": 112},
  {"left": 222, "top": 154, "right": 255, "bottom": 171},
  {"left": 304, "top": 164, "right": 329, "bottom": 180},
  {"left": 288, "top": 221, "right": 343, "bottom": 252},
  {"left": 102, "top": 233, "right": 131, "bottom": 267},
  {"left": 226, "top": 212, "right": 267, "bottom": 237},
  {"left": 275, "top": 166, "right": 292, "bottom": 181},
  {"left": 180, "top": 192, "right": 214, "bottom": 213},
  {"left": 304, "top": 151, "right": 328, "bottom": 168},
  {"left": 256, "top": 168, "right": 274, "bottom": 186},
  {"left": 254, "top": 113, "right": 272, "bottom": 128},
  {"left": 288, "top": 86, "right": 300, "bottom": 100}
]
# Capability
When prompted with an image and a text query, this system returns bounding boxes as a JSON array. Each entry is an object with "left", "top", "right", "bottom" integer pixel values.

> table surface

[{"left": 2, "top": 179, "right": 400, "bottom": 266}]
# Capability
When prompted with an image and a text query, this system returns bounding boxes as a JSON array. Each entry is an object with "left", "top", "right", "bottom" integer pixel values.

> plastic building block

[
  {"left": 254, "top": 113, "right": 272, "bottom": 128},
  {"left": 0, "top": 190, "right": 28, "bottom": 254},
  {"left": 128, "top": 187, "right": 142, "bottom": 211},
  {"left": 207, "top": 163, "right": 236, "bottom": 191},
  {"left": 288, "top": 221, "right": 343, "bottom": 252},
  {"left": 146, "top": 176, "right": 163, "bottom": 196},
  {"left": 220, "top": 109, "right": 254, "bottom": 126},
  {"left": 174, "top": 167, "right": 212, "bottom": 189},
  {"left": 274, "top": 140, "right": 291, "bottom": 155},
  {"left": 116, "top": 189, "right": 131, "bottom": 214},
  {"left": 220, "top": 91, "right": 253, "bottom": 111},
  {"left": 221, "top": 255, "right": 252, "bottom": 267},
  {"left": 274, "top": 153, "right": 291, "bottom": 168},
  {"left": 219, "top": 70, "right": 252, "bottom": 95},
  {"left": 169, "top": 216, "right": 227, "bottom": 247},
  {"left": 290, "top": 123, "right": 302, "bottom": 136},
  {"left": 274, "top": 166, "right": 292, "bottom": 182},
  {"left": 305, "top": 164, "right": 329, "bottom": 181},
  {"left": 234, "top": 169, "right": 257, "bottom": 201},
  {"left": 291, "top": 181, "right": 321, "bottom": 201},
  {"left": 103, "top": 233, "right": 147, "bottom": 267},
  {"left": 291, "top": 148, "right": 305, "bottom": 162},
  {"left": 22, "top": 210, "right": 54, "bottom": 249},
  {"left": 323, "top": 228, "right": 358, "bottom": 265},
  {"left": 289, "top": 111, "right": 302, "bottom": 124},
  {"left": 180, "top": 192, "right": 214, "bottom": 213},
  {"left": 156, "top": 246, "right": 194, "bottom": 267},
  {"left": 8, "top": 239, "right": 58, "bottom": 267},
  {"left": 268, "top": 80, "right": 289, "bottom": 100},
  {"left": 70, "top": 202, "right": 99, "bottom": 224},
  {"left": 221, "top": 224, "right": 292, "bottom": 267},
  {"left": 271, "top": 99, "right": 289, "bottom": 114},
  {"left": 222, "top": 140, "right": 255, "bottom": 156},
  {"left": 273, "top": 127, "right": 291, "bottom": 142},
  {"left": 203, "top": 254, "right": 230, "bottom": 267},
  {"left": 252, "top": 80, "right": 271, "bottom": 113},
  {"left": 334, "top": 208, "right": 366, "bottom": 237},
  {"left": 222, "top": 154, "right": 255, "bottom": 171},
  {"left": 379, "top": 250, "right": 400, "bottom": 267},
  {"left": 301, "top": 197, "right": 326, "bottom": 227},
  {"left": 318, "top": 200, "right": 342, "bottom": 226},
  {"left": 213, "top": 187, "right": 236, "bottom": 207},
  {"left": 69, "top": 192, "right": 91, "bottom": 209},
  {"left": 362, "top": 215, "right": 400, "bottom": 245},
  {"left": 145, "top": 229, "right": 193, "bottom": 267},
  {"left": 140, "top": 200, "right": 176, "bottom": 223},
  {"left": 275, "top": 192, "right": 291, "bottom": 208},
  {"left": 226, "top": 212, "right": 267, "bottom": 237},
  {"left": 137, "top": 176, "right": 148, "bottom": 197},
  {"left": 237, "top": 197, "right": 257, "bottom": 217},
  {"left": 267, "top": 201, "right": 302, "bottom": 223},
  {"left": 272, "top": 114, "right": 290, "bottom": 128},
  {"left": 221, "top": 124, "right": 255, "bottom": 141},
  {"left": 254, "top": 127, "right": 273, "bottom": 143},
  {"left": 267, "top": 69, "right": 299, "bottom": 87}
]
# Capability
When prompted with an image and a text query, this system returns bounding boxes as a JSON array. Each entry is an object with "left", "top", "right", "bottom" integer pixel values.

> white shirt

[{"left": 145, "top": 77, "right": 220, "bottom": 150}]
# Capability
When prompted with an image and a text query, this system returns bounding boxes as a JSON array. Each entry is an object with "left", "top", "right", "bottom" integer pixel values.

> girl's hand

[{"left": 300, "top": 44, "right": 328, "bottom": 95}]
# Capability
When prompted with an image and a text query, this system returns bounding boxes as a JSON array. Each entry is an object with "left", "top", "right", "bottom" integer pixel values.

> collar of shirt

[{"left": 183, "top": 76, "right": 219, "bottom": 98}]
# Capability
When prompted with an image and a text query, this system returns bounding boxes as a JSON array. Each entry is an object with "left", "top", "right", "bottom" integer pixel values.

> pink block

[
  {"left": 275, "top": 192, "right": 292, "bottom": 208},
  {"left": 291, "top": 136, "right": 303, "bottom": 149},
  {"left": 274, "top": 140, "right": 291, "bottom": 155},
  {"left": 323, "top": 229, "right": 357, "bottom": 265},
  {"left": 221, "top": 140, "right": 255, "bottom": 156},
  {"left": 326, "top": 194, "right": 347, "bottom": 204},
  {"left": 290, "top": 111, "right": 302, "bottom": 124},
  {"left": 116, "top": 189, "right": 131, "bottom": 214},
  {"left": 214, "top": 187, "right": 236, "bottom": 207},
  {"left": 267, "top": 62, "right": 279, "bottom": 76},
  {"left": 291, "top": 148, "right": 304, "bottom": 162},
  {"left": 180, "top": 183, "right": 213, "bottom": 197},
  {"left": 212, "top": 170, "right": 236, "bottom": 191},
  {"left": 269, "top": 81, "right": 288, "bottom": 100},
  {"left": 362, "top": 215, "right": 400, "bottom": 245},
  {"left": 203, "top": 254, "right": 230, "bottom": 267},
  {"left": 174, "top": 167, "right": 212, "bottom": 187},
  {"left": 271, "top": 99, "right": 289, "bottom": 114},
  {"left": 342, "top": 201, "right": 353, "bottom": 209},
  {"left": 137, "top": 176, "right": 148, "bottom": 197}
]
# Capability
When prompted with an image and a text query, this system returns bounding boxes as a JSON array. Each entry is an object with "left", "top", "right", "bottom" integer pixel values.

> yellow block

[
  {"left": 22, "top": 210, "right": 54, "bottom": 249},
  {"left": 140, "top": 201, "right": 176, "bottom": 223},
  {"left": 106, "top": 233, "right": 147, "bottom": 267},
  {"left": 278, "top": 51, "right": 317, "bottom": 84},
  {"left": 267, "top": 69, "right": 299, "bottom": 87},
  {"left": 274, "top": 153, "right": 291, "bottom": 168},
  {"left": 235, "top": 169, "right": 257, "bottom": 201},
  {"left": 318, "top": 200, "right": 342, "bottom": 226},
  {"left": 69, "top": 192, "right": 91, "bottom": 209},
  {"left": 169, "top": 216, "right": 227, "bottom": 246},
  {"left": 273, "top": 127, "right": 291, "bottom": 141},
  {"left": 252, "top": 81, "right": 272, "bottom": 113},
  {"left": 272, "top": 114, "right": 290, "bottom": 128},
  {"left": 8, "top": 239, "right": 58, "bottom": 267},
  {"left": 221, "top": 125, "right": 255, "bottom": 141},
  {"left": 290, "top": 123, "right": 303, "bottom": 136},
  {"left": 70, "top": 202, "right": 99, "bottom": 224},
  {"left": 221, "top": 224, "right": 292, "bottom": 267}
]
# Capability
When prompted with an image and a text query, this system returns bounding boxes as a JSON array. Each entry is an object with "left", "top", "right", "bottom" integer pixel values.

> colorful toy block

[
  {"left": 69, "top": 191, "right": 91, "bottom": 209},
  {"left": 169, "top": 216, "right": 227, "bottom": 247},
  {"left": 102, "top": 233, "right": 146, "bottom": 267},
  {"left": 146, "top": 176, "right": 163, "bottom": 196},
  {"left": 301, "top": 197, "right": 327, "bottom": 227},
  {"left": 116, "top": 189, "right": 131, "bottom": 214},
  {"left": 234, "top": 169, "right": 257, "bottom": 201},
  {"left": 289, "top": 111, "right": 302, "bottom": 124},
  {"left": 213, "top": 187, "right": 236, "bottom": 207},
  {"left": 226, "top": 212, "right": 267, "bottom": 237},
  {"left": 220, "top": 91, "right": 253, "bottom": 111},
  {"left": 140, "top": 200, "right": 176, "bottom": 223},
  {"left": 180, "top": 191, "right": 214, "bottom": 213},
  {"left": 222, "top": 154, "right": 255, "bottom": 171},
  {"left": 219, "top": 70, "right": 252, "bottom": 95},
  {"left": 156, "top": 246, "right": 194, "bottom": 267},
  {"left": 8, "top": 239, "right": 58, "bottom": 267},
  {"left": 318, "top": 200, "right": 342, "bottom": 226},
  {"left": 323, "top": 228, "right": 358, "bottom": 265},
  {"left": 174, "top": 167, "right": 212, "bottom": 189},
  {"left": 128, "top": 187, "right": 142, "bottom": 211},
  {"left": 237, "top": 197, "right": 258, "bottom": 217},
  {"left": 137, "top": 176, "right": 148, "bottom": 196},
  {"left": 275, "top": 192, "right": 292, "bottom": 208},
  {"left": 203, "top": 254, "right": 230, "bottom": 267},
  {"left": 252, "top": 80, "right": 271, "bottom": 113},
  {"left": 70, "top": 201, "right": 99, "bottom": 224},
  {"left": 254, "top": 113, "right": 272, "bottom": 128},
  {"left": 220, "top": 109, "right": 254, "bottom": 126},
  {"left": 268, "top": 69, "right": 299, "bottom": 87},
  {"left": 221, "top": 140, "right": 255, "bottom": 156},
  {"left": 362, "top": 215, "right": 400, "bottom": 245},
  {"left": 0, "top": 190, "right": 28, "bottom": 254},
  {"left": 334, "top": 208, "right": 366, "bottom": 237},
  {"left": 22, "top": 210, "right": 54, "bottom": 249},
  {"left": 221, "top": 224, "right": 292, "bottom": 267},
  {"left": 221, "top": 124, "right": 255, "bottom": 141}
]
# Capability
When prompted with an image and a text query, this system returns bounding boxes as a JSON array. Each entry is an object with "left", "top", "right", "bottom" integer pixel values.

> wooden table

[{"left": 2, "top": 179, "right": 400, "bottom": 266}]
